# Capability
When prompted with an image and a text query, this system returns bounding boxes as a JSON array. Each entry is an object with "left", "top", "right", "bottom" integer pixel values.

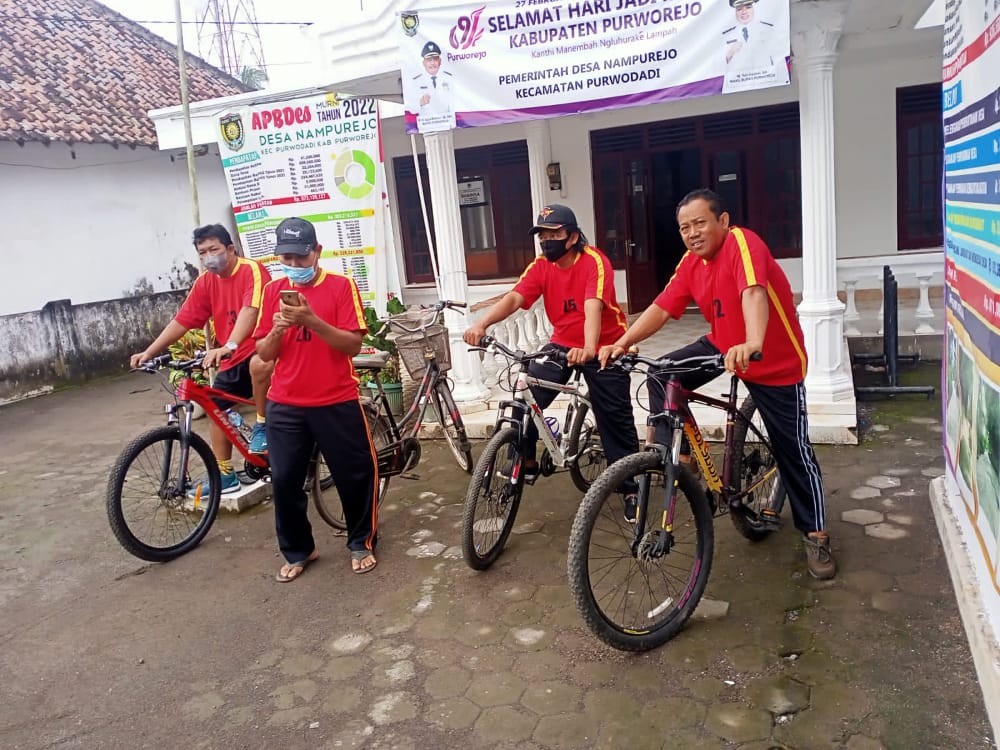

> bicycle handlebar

[
  {"left": 610, "top": 350, "right": 761, "bottom": 375},
  {"left": 133, "top": 352, "right": 206, "bottom": 374},
  {"left": 472, "top": 335, "right": 568, "bottom": 366},
  {"left": 375, "top": 300, "right": 467, "bottom": 337}
]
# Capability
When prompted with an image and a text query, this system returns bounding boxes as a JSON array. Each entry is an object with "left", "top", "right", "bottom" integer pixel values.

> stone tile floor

[{"left": 0, "top": 363, "right": 994, "bottom": 749}]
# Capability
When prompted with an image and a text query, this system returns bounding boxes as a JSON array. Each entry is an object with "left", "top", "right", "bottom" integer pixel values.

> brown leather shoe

[{"left": 804, "top": 533, "right": 837, "bottom": 580}]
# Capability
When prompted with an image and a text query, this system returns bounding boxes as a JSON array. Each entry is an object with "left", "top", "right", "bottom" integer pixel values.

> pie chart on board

[{"left": 333, "top": 150, "right": 377, "bottom": 200}]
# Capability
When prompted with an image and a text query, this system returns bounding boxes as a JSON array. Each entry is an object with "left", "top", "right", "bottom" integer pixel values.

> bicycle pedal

[{"left": 759, "top": 509, "right": 782, "bottom": 529}]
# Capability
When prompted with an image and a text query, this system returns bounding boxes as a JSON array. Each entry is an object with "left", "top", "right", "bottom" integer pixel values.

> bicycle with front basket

[
  {"left": 310, "top": 300, "right": 474, "bottom": 529},
  {"left": 460, "top": 335, "right": 607, "bottom": 570},
  {"left": 566, "top": 350, "right": 786, "bottom": 652}
]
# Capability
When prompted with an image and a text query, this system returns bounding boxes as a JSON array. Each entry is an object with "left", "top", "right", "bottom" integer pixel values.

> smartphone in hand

[{"left": 279, "top": 290, "right": 301, "bottom": 307}]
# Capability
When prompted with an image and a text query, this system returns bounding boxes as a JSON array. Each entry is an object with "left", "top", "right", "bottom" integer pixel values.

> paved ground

[{"left": 0, "top": 363, "right": 995, "bottom": 749}]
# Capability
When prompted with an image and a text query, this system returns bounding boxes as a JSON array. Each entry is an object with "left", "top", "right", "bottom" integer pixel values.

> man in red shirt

[
  {"left": 254, "top": 217, "right": 378, "bottom": 582},
  {"left": 464, "top": 204, "right": 639, "bottom": 506},
  {"left": 598, "top": 189, "right": 836, "bottom": 579},
  {"left": 130, "top": 224, "right": 272, "bottom": 494}
]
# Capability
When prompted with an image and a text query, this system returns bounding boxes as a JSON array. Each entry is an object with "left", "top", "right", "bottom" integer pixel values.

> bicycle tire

[
  {"left": 106, "top": 426, "right": 221, "bottom": 562},
  {"left": 461, "top": 426, "right": 524, "bottom": 570},
  {"left": 312, "top": 404, "right": 392, "bottom": 530},
  {"left": 567, "top": 402, "right": 606, "bottom": 493},
  {"left": 729, "top": 396, "right": 787, "bottom": 542},
  {"left": 567, "top": 451, "right": 714, "bottom": 652},
  {"left": 432, "top": 382, "right": 473, "bottom": 473}
]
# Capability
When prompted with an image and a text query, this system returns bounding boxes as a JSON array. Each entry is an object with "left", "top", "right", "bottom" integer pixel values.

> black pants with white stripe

[
  {"left": 266, "top": 399, "right": 378, "bottom": 564},
  {"left": 649, "top": 336, "right": 826, "bottom": 534}
]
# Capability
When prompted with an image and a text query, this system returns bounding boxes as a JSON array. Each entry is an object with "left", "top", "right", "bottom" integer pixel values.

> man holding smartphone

[
  {"left": 130, "top": 224, "right": 273, "bottom": 494},
  {"left": 254, "top": 217, "right": 379, "bottom": 582}
]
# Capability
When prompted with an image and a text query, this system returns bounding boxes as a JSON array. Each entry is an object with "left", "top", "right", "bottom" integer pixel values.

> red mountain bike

[{"left": 106, "top": 353, "right": 326, "bottom": 562}]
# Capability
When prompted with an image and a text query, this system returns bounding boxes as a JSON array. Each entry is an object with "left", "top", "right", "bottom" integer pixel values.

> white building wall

[
  {"left": 379, "top": 37, "right": 940, "bottom": 307},
  {"left": 834, "top": 46, "right": 943, "bottom": 262},
  {"left": 0, "top": 141, "right": 234, "bottom": 316}
]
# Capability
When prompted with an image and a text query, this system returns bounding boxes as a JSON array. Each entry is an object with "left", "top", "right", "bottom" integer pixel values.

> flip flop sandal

[
  {"left": 350, "top": 549, "right": 377, "bottom": 574},
  {"left": 276, "top": 555, "right": 316, "bottom": 582}
]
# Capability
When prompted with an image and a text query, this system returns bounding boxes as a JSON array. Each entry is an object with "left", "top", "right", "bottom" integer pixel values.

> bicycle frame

[
  {"left": 369, "top": 356, "right": 447, "bottom": 441},
  {"left": 173, "top": 375, "right": 268, "bottom": 469},
  {"left": 495, "top": 368, "right": 591, "bottom": 470},
  {"left": 654, "top": 373, "right": 774, "bottom": 512}
]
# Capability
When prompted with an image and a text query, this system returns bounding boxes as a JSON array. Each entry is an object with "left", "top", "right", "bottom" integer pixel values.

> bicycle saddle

[{"left": 352, "top": 350, "right": 391, "bottom": 370}]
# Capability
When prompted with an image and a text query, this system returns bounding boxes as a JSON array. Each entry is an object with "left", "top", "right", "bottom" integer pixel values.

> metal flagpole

[
  {"left": 410, "top": 133, "right": 443, "bottom": 300},
  {"left": 175, "top": 0, "right": 201, "bottom": 226}
]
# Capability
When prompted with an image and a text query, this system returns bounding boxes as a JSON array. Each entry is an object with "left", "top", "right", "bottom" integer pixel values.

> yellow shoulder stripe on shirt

[
  {"left": 661, "top": 250, "right": 692, "bottom": 296},
  {"left": 765, "top": 282, "right": 807, "bottom": 379},
  {"left": 517, "top": 257, "right": 541, "bottom": 283},
  {"left": 256, "top": 277, "right": 283, "bottom": 330},
  {"left": 240, "top": 258, "right": 265, "bottom": 308},
  {"left": 320, "top": 269, "right": 367, "bottom": 329},
  {"left": 582, "top": 246, "right": 605, "bottom": 299},
  {"left": 348, "top": 277, "right": 366, "bottom": 329},
  {"left": 731, "top": 227, "right": 757, "bottom": 287}
]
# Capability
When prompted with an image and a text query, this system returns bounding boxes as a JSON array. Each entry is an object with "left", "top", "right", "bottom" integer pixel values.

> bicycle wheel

[
  {"left": 312, "top": 404, "right": 392, "bottom": 530},
  {"left": 568, "top": 451, "right": 714, "bottom": 652},
  {"left": 106, "top": 426, "right": 221, "bottom": 562},
  {"left": 432, "top": 381, "right": 473, "bottom": 473},
  {"left": 461, "top": 426, "right": 524, "bottom": 570},
  {"left": 567, "top": 402, "right": 606, "bottom": 493},
  {"left": 730, "top": 396, "right": 787, "bottom": 542}
]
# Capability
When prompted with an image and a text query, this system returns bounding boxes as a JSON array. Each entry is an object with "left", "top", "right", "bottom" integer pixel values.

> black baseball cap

[
  {"left": 529, "top": 204, "right": 578, "bottom": 235},
  {"left": 274, "top": 217, "right": 317, "bottom": 256},
  {"left": 421, "top": 41, "right": 442, "bottom": 58}
]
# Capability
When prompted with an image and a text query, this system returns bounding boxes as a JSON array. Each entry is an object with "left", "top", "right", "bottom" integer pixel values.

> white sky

[{"left": 95, "top": 0, "right": 368, "bottom": 89}]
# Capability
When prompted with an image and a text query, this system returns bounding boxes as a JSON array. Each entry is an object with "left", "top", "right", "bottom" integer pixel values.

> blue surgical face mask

[
  {"left": 202, "top": 252, "right": 228, "bottom": 274},
  {"left": 281, "top": 264, "right": 316, "bottom": 285}
]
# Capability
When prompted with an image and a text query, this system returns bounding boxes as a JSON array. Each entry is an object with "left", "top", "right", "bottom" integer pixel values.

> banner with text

[
  {"left": 399, "top": 0, "right": 790, "bottom": 133},
  {"left": 216, "top": 95, "right": 399, "bottom": 313},
  {"left": 942, "top": 0, "right": 1000, "bottom": 621}
]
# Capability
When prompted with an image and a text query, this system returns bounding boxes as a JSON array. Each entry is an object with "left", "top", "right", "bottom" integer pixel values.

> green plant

[
  {"left": 361, "top": 298, "right": 406, "bottom": 385},
  {"left": 168, "top": 329, "right": 210, "bottom": 387}
]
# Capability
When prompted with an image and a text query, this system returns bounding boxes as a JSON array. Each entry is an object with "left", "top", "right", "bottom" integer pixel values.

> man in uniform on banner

[
  {"left": 722, "top": 0, "right": 790, "bottom": 93},
  {"left": 408, "top": 41, "right": 456, "bottom": 132}
]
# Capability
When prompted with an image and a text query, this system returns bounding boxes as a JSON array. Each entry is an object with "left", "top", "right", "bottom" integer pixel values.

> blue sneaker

[
  {"left": 249, "top": 423, "right": 268, "bottom": 454},
  {"left": 187, "top": 470, "right": 240, "bottom": 497}
]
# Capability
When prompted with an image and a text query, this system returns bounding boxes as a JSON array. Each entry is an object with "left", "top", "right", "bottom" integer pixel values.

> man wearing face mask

[
  {"left": 254, "top": 217, "right": 379, "bottom": 582},
  {"left": 129, "top": 224, "right": 272, "bottom": 494},
  {"left": 463, "top": 205, "right": 639, "bottom": 510}
]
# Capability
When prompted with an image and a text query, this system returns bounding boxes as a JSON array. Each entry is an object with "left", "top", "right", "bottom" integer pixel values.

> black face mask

[{"left": 541, "top": 238, "right": 571, "bottom": 262}]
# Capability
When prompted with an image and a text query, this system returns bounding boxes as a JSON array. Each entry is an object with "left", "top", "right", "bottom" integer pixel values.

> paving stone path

[{"left": 0, "top": 370, "right": 994, "bottom": 749}]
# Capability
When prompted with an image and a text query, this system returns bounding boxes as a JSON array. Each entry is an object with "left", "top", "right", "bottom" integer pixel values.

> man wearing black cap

[
  {"left": 464, "top": 205, "right": 640, "bottom": 514},
  {"left": 410, "top": 41, "right": 454, "bottom": 122},
  {"left": 254, "top": 217, "right": 379, "bottom": 582}
]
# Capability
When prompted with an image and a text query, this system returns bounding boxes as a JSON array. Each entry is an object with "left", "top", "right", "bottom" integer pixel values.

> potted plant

[
  {"left": 168, "top": 327, "right": 211, "bottom": 419},
  {"left": 360, "top": 299, "right": 406, "bottom": 416}
]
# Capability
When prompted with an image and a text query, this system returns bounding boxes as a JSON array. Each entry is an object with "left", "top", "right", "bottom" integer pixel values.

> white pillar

[
  {"left": 525, "top": 120, "right": 550, "bottom": 225},
  {"left": 792, "top": 7, "right": 856, "bottom": 418},
  {"left": 423, "top": 130, "right": 490, "bottom": 402}
]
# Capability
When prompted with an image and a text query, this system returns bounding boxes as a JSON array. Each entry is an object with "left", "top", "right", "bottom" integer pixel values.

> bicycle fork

[
  {"left": 164, "top": 402, "right": 200, "bottom": 505},
  {"left": 633, "top": 418, "right": 685, "bottom": 561}
]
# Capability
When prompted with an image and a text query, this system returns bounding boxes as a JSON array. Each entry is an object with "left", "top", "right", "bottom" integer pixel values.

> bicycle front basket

[{"left": 394, "top": 324, "right": 451, "bottom": 378}]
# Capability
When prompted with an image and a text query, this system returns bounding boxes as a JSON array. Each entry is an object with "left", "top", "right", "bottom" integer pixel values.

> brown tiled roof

[{"left": 0, "top": 0, "right": 252, "bottom": 147}]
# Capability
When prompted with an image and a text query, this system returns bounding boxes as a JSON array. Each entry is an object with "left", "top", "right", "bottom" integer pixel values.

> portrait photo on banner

[{"left": 721, "top": 0, "right": 790, "bottom": 94}]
